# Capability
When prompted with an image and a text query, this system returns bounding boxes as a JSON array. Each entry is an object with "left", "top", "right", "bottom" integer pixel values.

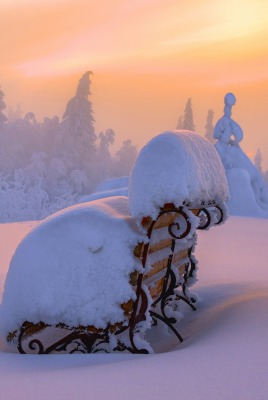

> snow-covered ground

[
  {"left": 0, "top": 129, "right": 267, "bottom": 399},
  {"left": 0, "top": 216, "right": 267, "bottom": 400},
  {"left": 79, "top": 176, "right": 129, "bottom": 203}
]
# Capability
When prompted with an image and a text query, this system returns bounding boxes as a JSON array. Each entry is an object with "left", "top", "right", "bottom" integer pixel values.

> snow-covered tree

[
  {"left": 97, "top": 128, "right": 115, "bottom": 182},
  {"left": 69, "top": 169, "right": 88, "bottom": 193},
  {"left": 14, "top": 152, "right": 47, "bottom": 189},
  {"left": 15, "top": 113, "right": 45, "bottom": 165},
  {"left": 115, "top": 139, "right": 138, "bottom": 176},
  {"left": 213, "top": 92, "right": 268, "bottom": 215},
  {"left": 60, "top": 71, "right": 97, "bottom": 177},
  {"left": 254, "top": 148, "right": 263, "bottom": 173},
  {"left": 176, "top": 116, "right": 183, "bottom": 130},
  {"left": 0, "top": 73, "right": 144, "bottom": 221},
  {"left": 0, "top": 113, "right": 35, "bottom": 174},
  {"left": 42, "top": 116, "right": 60, "bottom": 159},
  {"left": 8, "top": 104, "right": 22, "bottom": 122},
  {"left": 204, "top": 109, "right": 215, "bottom": 143},
  {"left": 0, "top": 86, "right": 8, "bottom": 128},
  {"left": 24, "top": 112, "right": 37, "bottom": 125},
  {"left": 0, "top": 166, "right": 78, "bottom": 223},
  {"left": 213, "top": 93, "right": 243, "bottom": 145},
  {"left": 182, "top": 98, "right": 195, "bottom": 131},
  {"left": 264, "top": 170, "right": 268, "bottom": 186}
]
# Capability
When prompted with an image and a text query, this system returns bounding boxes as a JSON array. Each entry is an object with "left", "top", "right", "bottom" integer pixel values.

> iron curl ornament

[
  {"left": 168, "top": 208, "right": 192, "bottom": 239},
  {"left": 197, "top": 204, "right": 224, "bottom": 230}
]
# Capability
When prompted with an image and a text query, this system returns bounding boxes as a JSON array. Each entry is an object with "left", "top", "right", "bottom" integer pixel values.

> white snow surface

[
  {"left": 216, "top": 141, "right": 268, "bottom": 217},
  {"left": 94, "top": 176, "right": 129, "bottom": 192},
  {"left": 128, "top": 130, "right": 229, "bottom": 221},
  {"left": 78, "top": 176, "right": 128, "bottom": 203},
  {"left": 0, "top": 216, "right": 267, "bottom": 399},
  {"left": 0, "top": 196, "right": 145, "bottom": 335},
  {"left": 227, "top": 168, "right": 268, "bottom": 218},
  {"left": 79, "top": 187, "right": 128, "bottom": 203}
]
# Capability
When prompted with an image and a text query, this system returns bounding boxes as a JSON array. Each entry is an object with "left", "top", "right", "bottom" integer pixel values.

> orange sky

[{"left": 1, "top": 0, "right": 268, "bottom": 167}]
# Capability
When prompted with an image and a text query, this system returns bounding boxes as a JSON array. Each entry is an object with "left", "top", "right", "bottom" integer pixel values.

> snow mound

[
  {"left": 94, "top": 176, "right": 129, "bottom": 192},
  {"left": 216, "top": 141, "right": 268, "bottom": 216},
  {"left": 79, "top": 187, "right": 128, "bottom": 203},
  {"left": 226, "top": 168, "right": 268, "bottom": 218},
  {"left": 0, "top": 196, "right": 145, "bottom": 336},
  {"left": 78, "top": 177, "right": 128, "bottom": 203},
  {"left": 128, "top": 130, "right": 229, "bottom": 221}
]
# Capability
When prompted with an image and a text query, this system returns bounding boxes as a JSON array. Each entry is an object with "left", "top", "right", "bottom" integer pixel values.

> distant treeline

[{"left": 0, "top": 72, "right": 137, "bottom": 221}]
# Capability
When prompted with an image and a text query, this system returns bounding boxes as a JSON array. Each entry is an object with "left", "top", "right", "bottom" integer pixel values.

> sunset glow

[{"left": 1, "top": 0, "right": 268, "bottom": 166}]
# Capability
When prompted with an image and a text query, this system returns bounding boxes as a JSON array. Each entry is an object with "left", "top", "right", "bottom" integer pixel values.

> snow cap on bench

[
  {"left": 0, "top": 196, "right": 146, "bottom": 337},
  {"left": 128, "top": 130, "right": 229, "bottom": 222}
]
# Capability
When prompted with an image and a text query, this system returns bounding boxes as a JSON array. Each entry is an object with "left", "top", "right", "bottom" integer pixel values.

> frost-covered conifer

[
  {"left": 24, "top": 112, "right": 37, "bottom": 125},
  {"left": 115, "top": 139, "right": 138, "bottom": 176},
  {"left": 204, "top": 109, "right": 215, "bottom": 143},
  {"left": 42, "top": 116, "right": 60, "bottom": 159},
  {"left": 264, "top": 170, "right": 268, "bottom": 186},
  {"left": 0, "top": 86, "right": 8, "bottom": 128},
  {"left": 176, "top": 116, "right": 183, "bottom": 130},
  {"left": 254, "top": 148, "right": 263, "bottom": 173},
  {"left": 61, "top": 71, "right": 96, "bottom": 178},
  {"left": 213, "top": 93, "right": 268, "bottom": 215},
  {"left": 8, "top": 104, "right": 22, "bottom": 122},
  {"left": 97, "top": 128, "right": 115, "bottom": 181},
  {"left": 182, "top": 98, "right": 195, "bottom": 131}
]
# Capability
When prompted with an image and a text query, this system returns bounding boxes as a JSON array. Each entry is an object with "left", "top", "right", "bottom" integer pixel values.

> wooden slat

[
  {"left": 145, "top": 262, "right": 187, "bottom": 300},
  {"left": 145, "top": 257, "right": 169, "bottom": 279},
  {"left": 147, "top": 276, "right": 165, "bottom": 299},
  {"left": 145, "top": 249, "right": 189, "bottom": 279},
  {"left": 153, "top": 212, "right": 178, "bottom": 229},
  {"left": 173, "top": 249, "right": 188, "bottom": 264},
  {"left": 148, "top": 237, "right": 173, "bottom": 254}
]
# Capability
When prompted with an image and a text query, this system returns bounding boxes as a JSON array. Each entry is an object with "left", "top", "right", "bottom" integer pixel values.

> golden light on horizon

[{"left": 1, "top": 0, "right": 268, "bottom": 167}]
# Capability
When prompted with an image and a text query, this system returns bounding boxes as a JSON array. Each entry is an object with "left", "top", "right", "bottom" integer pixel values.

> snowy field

[{"left": 0, "top": 216, "right": 267, "bottom": 400}]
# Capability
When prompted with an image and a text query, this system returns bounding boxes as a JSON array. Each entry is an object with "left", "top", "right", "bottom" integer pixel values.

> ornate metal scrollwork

[
  {"left": 123, "top": 279, "right": 150, "bottom": 354},
  {"left": 213, "top": 205, "right": 224, "bottom": 225},
  {"left": 146, "top": 207, "right": 196, "bottom": 342},
  {"left": 17, "top": 322, "right": 112, "bottom": 354},
  {"left": 197, "top": 208, "right": 211, "bottom": 230},
  {"left": 180, "top": 251, "right": 197, "bottom": 310},
  {"left": 150, "top": 254, "right": 184, "bottom": 343},
  {"left": 197, "top": 204, "right": 224, "bottom": 229},
  {"left": 168, "top": 209, "right": 191, "bottom": 239}
]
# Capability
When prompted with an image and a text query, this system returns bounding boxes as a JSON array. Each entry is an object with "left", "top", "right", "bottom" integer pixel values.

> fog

[
  {"left": 1, "top": 0, "right": 268, "bottom": 222},
  {"left": 4, "top": 71, "right": 268, "bottom": 170}
]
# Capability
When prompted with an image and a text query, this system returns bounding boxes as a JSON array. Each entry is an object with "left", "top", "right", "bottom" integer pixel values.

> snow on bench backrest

[{"left": 128, "top": 130, "right": 229, "bottom": 224}]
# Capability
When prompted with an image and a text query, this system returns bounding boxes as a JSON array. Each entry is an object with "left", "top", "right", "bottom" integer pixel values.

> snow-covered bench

[{"left": 0, "top": 131, "right": 229, "bottom": 354}]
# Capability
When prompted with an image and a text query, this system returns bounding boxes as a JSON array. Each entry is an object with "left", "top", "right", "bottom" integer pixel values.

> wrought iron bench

[{"left": 13, "top": 201, "right": 224, "bottom": 354}]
